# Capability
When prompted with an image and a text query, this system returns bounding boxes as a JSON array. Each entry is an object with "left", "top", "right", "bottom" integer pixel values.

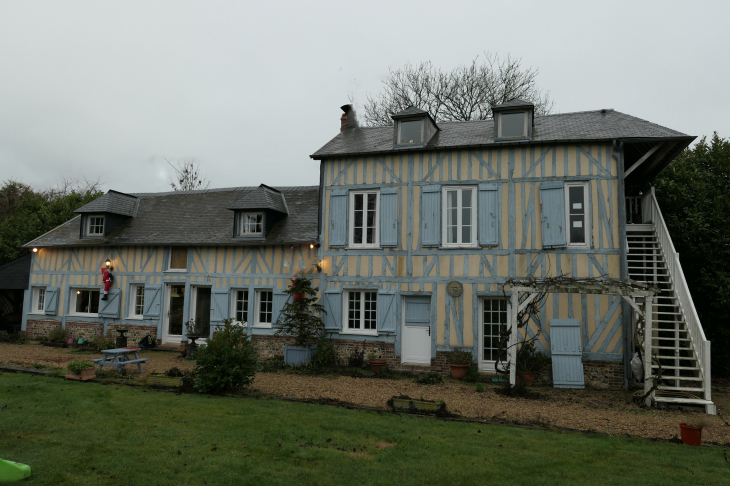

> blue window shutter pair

[
  {"left": 329, "top": 190, "right": 348, "bottom": 246},
  {"left": 44, "top": 287, "right": 59, "bottom": 315},
  {"left": 478, "top": 183, "right": 499, "bottom": 246},
  {"left": 539, "top": 182, "right": 567, "bottom": 248},
  {"left": 330, "top": 189, "right": 399, "bottom": 247},
  {"left": 272, "top": 290, "right": 289, "bottom": 327},
  {"left": 210, "top": 289, "right": 230, "bottom": 329},
  {"left": 323, "top": 289, "right": 342, "bottom": 331},
  {"left": 377, "top": 290, "right": 397, "bottom": 333},
  {"left": 421, "top": 186, "right": 441, "bottom": 246},
  {"left": 99, "top": 290, "right": 121, "bottom": 318},
  {"left": 143, "top": 284, "right": 162, "bottom": 318}
]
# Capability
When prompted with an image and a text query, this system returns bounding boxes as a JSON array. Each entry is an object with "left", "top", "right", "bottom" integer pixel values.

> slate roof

[
  {"left": 24, "top": 186, "right": 319, "bottom": 248},
  {"left": 311, "top": 109, "right": 693, "bottom": 159},
  {"left": 0, "top": 254, "right": 31, "bottom": 290},
  {"left": 492, "top": 98, "right": 534, "bottom": 111},
  {"left": 392, "top": 106, "right": 430, "bottom": 118},
  {"left": 227, "top": 185, "right": 288, "bottom": 214},
  {"left": 74, "top": 190, "right": 139, "bottom": 217}
]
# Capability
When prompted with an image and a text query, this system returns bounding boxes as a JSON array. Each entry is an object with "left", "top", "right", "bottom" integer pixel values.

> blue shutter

[
  {"left": 99, "top": 289, "right": 121, "bottom": 318},
  {"left": 550, "top": 319, "right": 585, "bottom": 388},
  {"left": 539, "top": 182, "right": 567, "bottom": 248},
  {"left": 272, "top": 290, "right": 289, "bottom": 327},
  {"left": 377, "top": 290, "right": 397, "bottom": 333},
  {"left": 329, "top": 190, "right": 348, "bottom": 246},
  {"left": 478, "top": 182, "right": 499, "bottom": 246},
  {"left": 143, "top": 284, "right": 162, "bottom": 318},
  {"left": 210, "top": 289, "right": 230, "bottom": 330},
  {"left": 323, "top": 289, "right": 342, "bottom": 332},
  {"left": 380, "top": 188, "right": 398, "bottom": 247},
  {"left": 404, "top": 295, "right": 430, "bottom": 327},
  {"left": 421, "top": 185, "right": 441, "bottom": 246},
  {"left": 44, "top": 287, "right": 59, "bottom": 316}
]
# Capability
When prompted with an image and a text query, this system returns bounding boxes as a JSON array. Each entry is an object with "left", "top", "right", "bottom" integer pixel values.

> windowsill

[
  {"left": 342, "top": 329, "right": 378, "bottom": 336},
  {"left": 439, "top": 245, "right": 479, "bottom": 249},
  {"left": 253, "top": 323, "right": 272, "bottom": 329},
  {"left": 68, "top": 313, "right": 99, "bottom": 318},
  {"left": 127, "top": 316, "right": 144, "bottom": 320},
  {"left": 164, "top": 269, "right": 187, "bottom": 273},
  {"left": 567, "top": 244, "right": 590, "bottom": 249},
  {"left": 348, "top": 245, "right": 381, "bottom": 250},
  {"left": 28, "top": 311, "right": 46, "bottom": 315}
]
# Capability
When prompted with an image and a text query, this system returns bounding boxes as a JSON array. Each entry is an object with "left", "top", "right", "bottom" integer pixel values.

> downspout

[{"left": 614, "top": 140, "right": 631, "bottom": 391}]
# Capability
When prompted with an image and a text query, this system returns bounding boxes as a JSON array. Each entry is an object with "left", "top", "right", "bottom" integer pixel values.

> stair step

[
  {"left": 654, "top": 397, "right": 714, "bottom": 406},
  {"left": 653, "top": 346, "right": 694, "bottom": 351},
  {"left": 651, "top": 365, "right": 700, "bottom": 371},
  {"left": 656, "top": 385, "right": 706, "bottom": 392}
]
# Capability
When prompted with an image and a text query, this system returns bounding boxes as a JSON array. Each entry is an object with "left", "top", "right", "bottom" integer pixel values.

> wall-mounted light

[
  {"left": 32, "top": 248, "right": 38, "bottom": 253},
  {"left": 77, "top": 290, "right": 81, "bottom": 295},
  {"left": 310, "top": 243, "right": 314, "bottom": 249},
  {"left": 105, "top": 258, "right": 112, "bottom": 268}
]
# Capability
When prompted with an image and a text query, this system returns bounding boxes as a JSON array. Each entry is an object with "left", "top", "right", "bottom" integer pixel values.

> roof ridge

[{"left": 130, "top": 185, "right": 319, "bottom": 198}]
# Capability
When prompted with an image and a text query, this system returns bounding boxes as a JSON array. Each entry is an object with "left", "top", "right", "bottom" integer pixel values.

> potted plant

[
  {"left": 516, "top": 340, "right": 548, "bottom": 386},
  {"left": 679, "top": 419, "right": 706, "bottom": 446},
  {"left": 447, "top": 350, "right": 473, "bottom": 380},
  {"left": 275, "top": 276, "right": 326, "bottom": 366},
  {"left": 65, "top": 360, "right": 96, "bottom": 381},
  {"left": 367, "top": 353, "right": 387, "bottom": 372},
  {"left": 115, "top": 326, "right": 129, "bottom": 348}
]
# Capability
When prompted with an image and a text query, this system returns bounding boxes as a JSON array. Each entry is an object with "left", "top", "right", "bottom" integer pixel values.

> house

[{"left": 20, "top": 99, "right": 715, "bottom": 413}]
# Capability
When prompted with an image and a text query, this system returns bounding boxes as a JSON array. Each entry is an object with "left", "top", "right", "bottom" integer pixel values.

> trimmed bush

[
  {"left": 47, "top": 328, "right": 69, "bottom": 344},
  {"left": 193, "top": 319, "right": 258, "bottom": 394}
]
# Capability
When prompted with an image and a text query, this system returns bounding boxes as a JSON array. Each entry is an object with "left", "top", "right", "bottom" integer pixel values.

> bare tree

[
  {"left": 42, "top": 177, "right": 103, "bottom": 200},
  {"left": 166, "top": 158, "right": 211, "bottom": 191},
  {"left": 362, "top": 53, "right": 554, "bottom": 127}
]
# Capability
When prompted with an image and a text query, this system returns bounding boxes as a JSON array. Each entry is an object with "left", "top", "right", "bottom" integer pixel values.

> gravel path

[{"left": 3, "top": 343, "right": 728, "bottom": 444}]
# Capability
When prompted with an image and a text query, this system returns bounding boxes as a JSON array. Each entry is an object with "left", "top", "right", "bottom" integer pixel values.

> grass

[{"left": 0, "top": 372, "right": 727, "bottom": 486}]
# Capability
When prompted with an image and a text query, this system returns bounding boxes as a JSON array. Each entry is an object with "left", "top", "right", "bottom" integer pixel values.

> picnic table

[{"left": 92, "top": 347, "right": 148, "bottom": 373}]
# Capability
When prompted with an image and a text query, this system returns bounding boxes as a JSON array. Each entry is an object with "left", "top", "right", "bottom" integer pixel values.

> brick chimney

[{"left": 340, "top": 104, "right": 358, "bottom": 131}]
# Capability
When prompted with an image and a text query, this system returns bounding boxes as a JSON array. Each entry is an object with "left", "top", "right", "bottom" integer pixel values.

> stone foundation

[
  {"left": 583, "top": 360, "right": 624, "bottom": 389},
  {"left": 107, "top": 323, "right": 158, "bottom": 346},
  {"left": 26, "top": 319, "right": 158, "bottom": 345},
  {"left": 26, "top": 319, "right": 62, "bottom": 339},
  {"left": 67, "top": 321, "right": 103, "bottom": 341}
]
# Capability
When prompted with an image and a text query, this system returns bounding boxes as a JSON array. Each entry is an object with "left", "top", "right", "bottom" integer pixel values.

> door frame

[
  {"left": 477, "top": 296, "right": 511, "bottom": 373},
  {"left": 188, "top": 285, "right": 211, "bottom": 345},
  {"left": 161, "top": 283, "right": 186, "bottom": 344},
  {"left": 400, "top": 295, "right": 432, "bottom": 365}
]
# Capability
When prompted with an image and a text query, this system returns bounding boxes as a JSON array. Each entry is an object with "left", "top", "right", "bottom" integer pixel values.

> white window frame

[
  {"left": 31, "top": 287, "right": 46, "bottom": 314},
  {"left": 441, "top": 186, "right": 478, "bottom": 248},
  {"left": 238, "top": 212, "right": 264, "bottom": 237},
  {"left": 497, "top": 111, "right": 528, "bottom": 138},
  {"left": 564, "top": 181, "right": 591, "bottom": 248},
  {"left": 128, "top": 283, "right": 145, "bottom": 319},
  {"left": 231, "top": 289, "right": 250, "bottom": 325},
  {"left": 69, "top": 288, "right": 100, "bottom": 317},
  {"left": 166, "top": 246, "right": 188, "bottom": 272},
  {"left": 342, "top": 290, "right": 378, "bottom": 336},
  {"left": 254, "top": 289, "right": 273, "bottom": 328},
  {"left": 348, "top": 190, "right": 380, "bottom": 248},
  {"left": 478, "top": 297, "right": 511, "bottom": 373},
  {"left": 397, "top": 118, "right": 424, "bottom": 145},
  {"left": 85, "top": 214, "right": 105, "bottom": 237}
]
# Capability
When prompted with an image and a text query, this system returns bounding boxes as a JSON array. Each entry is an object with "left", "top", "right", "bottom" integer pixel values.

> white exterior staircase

[{"left": 626, "top": 189, "right": 715, "bottom": 414}]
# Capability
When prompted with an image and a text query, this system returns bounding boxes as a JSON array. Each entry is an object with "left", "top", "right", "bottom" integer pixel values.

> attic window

[
  {"left": 239, "top": 212, "right": 264, "bottom": 236},
  {"left": 398, "top": 119, "right": 423, "bottom": 145},
  {"left": 85, "top": 215, "right": 105, "bottom": 236},
  {"left": 498, "top": 111, "right": 527, "bottom": 138}
]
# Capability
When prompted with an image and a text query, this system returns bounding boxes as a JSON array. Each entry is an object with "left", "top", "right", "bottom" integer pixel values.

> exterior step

[{"left": 656, "top": 385, "right": 705, "bottom": 392}]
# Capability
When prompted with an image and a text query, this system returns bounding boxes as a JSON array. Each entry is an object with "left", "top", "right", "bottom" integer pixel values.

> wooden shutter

[
  {"left": 323, "top": 289, "right": 342, "bottom": 332},
  {"left": 539, "top": 182, "right": 567, "bottom": 248},
  {"left": 421, "top": 185, "right": 441, "bottom": 246},
  {"left": 44, "top": 287, "right": 59, "bottom": 316},
  {"left": 404, "top": 295, "right": 430, "bottom": 327},
  {"left": 329, "top": 190, "right": 348, "bottom": 246},
  {"left": 380, "top": 188, "right": 398, "bottom": 247},
  {"left": 143, "top": 284, "right": 162, "bottom": 318},
  {"left": 377, "top": 290, "right": 397, "bottom": 334},
  {"left": 550, "top": 319, "right": 585, "bottom": 388},
  {"left": 478, "top": 182, "right": 499, "bottom": 246},
  {"left": 210, "top": 289, "right": 230, "bottom": 328},
  {"left": 98, "top": 289, "right": 121, "bottom": 318},
  {"left": 272, "top": 290, "right": 289, "bottom": 327}
]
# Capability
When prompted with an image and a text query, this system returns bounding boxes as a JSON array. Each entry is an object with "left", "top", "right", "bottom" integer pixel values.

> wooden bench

[{"left": 93, "top": 348, "right": 148, "bottom": 373}]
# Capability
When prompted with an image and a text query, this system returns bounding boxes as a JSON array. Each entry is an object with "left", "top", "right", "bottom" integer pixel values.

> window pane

[
  {"left": 462, "top": 189, "right": 472, "bottom": 208},
  {"left": 569, "top": 186, "right": 584, "bottom": 215},
  {"left": 354, "top": 194, "right": 363, "bottom": 211},
  {"left": 348, "top": 292, "right": 361, "bottom": 329},
  {"left": 570, "top": 215, "right": 585, "bottom": 243},
  {"left": 259, "top": 291, "right": 273, "bottom": 324},
  {"left": 364, "top": 292, "right": 377, "bottom": 330},
  {"left": 500, "top": 112, "right": 526, "bottom": 137},
  {"left": 37, "top": 288, "right": 45, "bottom": 311},
  {"left": 399, "top": 120, "right": 422, "bottom": 144},
  {"left": 462, "top": 224, "right": 471, "bottom": 243},
  {"left": 367, "top": 193, "right": 376, "bottom": 210},
  {"left": 135, "top": 286, "right": 145, "bottom": 315},
  {"left": 170, "top": 247, "right": 188, "bottom": 269},
  {"left": 236, "top": 290, "right": 248, "bottom": 322}
]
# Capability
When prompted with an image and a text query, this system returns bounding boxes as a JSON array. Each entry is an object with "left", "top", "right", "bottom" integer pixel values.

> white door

[
  {"left": 161, "top": 283, "right": 186, "bottom": 344},
  {"left": 401, "top": 296, "right": 432, "bottom": 365},
  {"left": 479, "top": 297, "right": 509, "bottom": 372}
]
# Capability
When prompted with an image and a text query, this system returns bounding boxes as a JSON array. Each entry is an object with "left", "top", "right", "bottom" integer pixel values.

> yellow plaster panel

[
  {"left": 372, "top": 256, "right": 382, "bottom": 277},
  {"left": 463, "top": 284, "right": 474, "bottom": 347},
  {"left": 436, "top": 284, "right": 446, "bottom": 346},
  {"left": 515, "top": 182, "right": 523, "bottom": 248}
]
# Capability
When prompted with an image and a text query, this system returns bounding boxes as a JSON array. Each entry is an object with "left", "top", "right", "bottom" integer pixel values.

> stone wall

[
  {"left": 66, "top": 321, "right": 103, "bottom": 341},
  {"left": 583, "top": 360, "right": 624, "bottom": 389},
  {"left": 26, "top": 319, "right": 62, "bottom": 339},
  {"left": 107, "top": 323, "right": 158, "bottom": 346},
  {"left": 26, "top": 319, "right": 158, "bottom": 345}
]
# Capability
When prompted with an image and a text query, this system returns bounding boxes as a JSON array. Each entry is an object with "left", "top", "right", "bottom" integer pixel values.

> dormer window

[
  {"left": 398, "top": 119, "right": 423, "bottom": 145},
  {"left": 498, "top": 111, "right": 528, "bottom": 138},
  {"left": 85, "top": 215, "right": 105, "bottom": 237},
  {"left": 239, "top": 212, "right": 264, "bottom": 236}
]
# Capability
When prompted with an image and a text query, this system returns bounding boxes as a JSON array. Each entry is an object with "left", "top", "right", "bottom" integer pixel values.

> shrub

[
  {"left": 348, "top": 349, "right": 364, "bottom": 368},
  {"left": 463, "top": 364, "right": 481, "bottom": 383},
  {"left": 415, "top": 372, "right": 444, "bottom": 385},
  {"left": 447, "top": 350, "right": 473, "bottom": 365},
  {"left": 311, "top": 337, "right": 336, "bottom": 369},
  {"left": 475, "top": 383, "right": 485, "bottom": 393},
  {"left": 67, "top": 360, "right": 94, "bottom": 374},
  {"left": 47, "top": 328, "right": 69, "bottom": 343},
  {"left": 85, "top": 335, "right": 115, "bottom": 352},
  {"left": 193, "top": 318, "right": 258, "bottom": 394}
]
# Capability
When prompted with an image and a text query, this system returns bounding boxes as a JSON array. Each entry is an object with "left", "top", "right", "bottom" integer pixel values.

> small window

[
  {"left": 565, "top": 182, "right": 590, "bottom": 246},
  {"left": 498, "top": 112, "right": 527, "bottom": 138},
  {"left": 481, "top": 298, "right": 508, "bottom": 364},
  {"left": 233, "top": 289, "right": 249, "bottom": 323},
  {"left": 86, "top": 215, "right": 105, "bottom": 236},
  {"left": 442, "top": 186, "right": 477, "bottom": 247},
  {"left": 129, "top": 284, "right": 145, "bottom": 318},
  {"left": 33, "top": 287, "right": 46, "bottom": 313},
  {"left": 345, "top": 290, "right": 378, "bottom": 334},
  {"left": 72, "top": 289, "right": 100, "bottom": 315},
  {"left": 349, "top": 191, "right": 379, "bottom": 247},
  {"left": 255, "top": 290, "right": 273, "bottom": 327},
  {"left": 239, "top": 213, "right": 264, "bottom": 236},
  {"left": 168, "top": 247, "right": 188, "bottom": 271},
  {"left": 398, "top": 119, "right": 423, "bottom": 144}
]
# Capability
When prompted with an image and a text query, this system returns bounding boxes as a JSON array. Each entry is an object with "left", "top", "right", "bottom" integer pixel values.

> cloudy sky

[{"left": 1, "top": 1, "right": 728, "bottom": 194}]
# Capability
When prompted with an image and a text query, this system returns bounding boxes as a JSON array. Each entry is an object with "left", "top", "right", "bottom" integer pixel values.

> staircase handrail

[{"left": 643, "top": 190, "right": 710, "bottom": 389}]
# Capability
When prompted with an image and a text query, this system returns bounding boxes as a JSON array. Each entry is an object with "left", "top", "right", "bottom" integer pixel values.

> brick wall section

[
  {"left": 26, "top": 319, "right": 158, "bottom": 345},
  {"left": 26, "top": 320, "right": 62, "bottom": 339},
  {"left": 66, "top": 322, "right": 103, "bottom": 341}
]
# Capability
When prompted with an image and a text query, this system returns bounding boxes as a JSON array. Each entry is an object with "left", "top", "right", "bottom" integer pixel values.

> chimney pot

[{"left": 339, "top": 104, "right": 358, "bottom": 131}]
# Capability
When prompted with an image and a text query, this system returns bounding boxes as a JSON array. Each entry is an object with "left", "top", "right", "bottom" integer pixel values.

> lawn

[{"left": 0, "top": 372, "right": 727, "bottom": 486}]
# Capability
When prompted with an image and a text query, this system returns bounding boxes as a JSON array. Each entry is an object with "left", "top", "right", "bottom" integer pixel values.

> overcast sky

[{"left": 1, "top": 1, "right": 728, "bottom": 194}]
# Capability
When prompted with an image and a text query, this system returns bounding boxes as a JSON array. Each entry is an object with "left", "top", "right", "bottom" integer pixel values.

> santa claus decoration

[{"left": 100, "top": 264, "right": 114, "bottom": 300}]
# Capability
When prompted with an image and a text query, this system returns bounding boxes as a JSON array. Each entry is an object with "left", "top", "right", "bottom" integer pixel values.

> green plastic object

[
  {"left": 0, "top": 457, "right": 31, "bottom": 482},
  {"left": 77, "top": 338, "right": 85, "bottom": 345}
]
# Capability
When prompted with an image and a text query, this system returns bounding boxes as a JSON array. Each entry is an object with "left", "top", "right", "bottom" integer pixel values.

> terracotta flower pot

[
  {"left": 65, "top": 367, "right": 96, "bottom": 381},
  {"left": 369, "top": 359, "right": 387, "bottom": 373},
  {"left": 521, "top": 371, "right": 536, "bottom": 387},
  {"left": 449, "top": 364, "right": 470, "bottom": 380},
  {"left": 679, "top": 423, "right": 702, "bottom": 446}
]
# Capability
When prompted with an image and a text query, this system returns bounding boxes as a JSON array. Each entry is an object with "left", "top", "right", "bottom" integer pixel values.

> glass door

[
  {"left": 167, "top": 284, "right": 186, "bottom": 338},
  {"left": 194, "top": 287, "right": 211, "bottom": 341}
]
